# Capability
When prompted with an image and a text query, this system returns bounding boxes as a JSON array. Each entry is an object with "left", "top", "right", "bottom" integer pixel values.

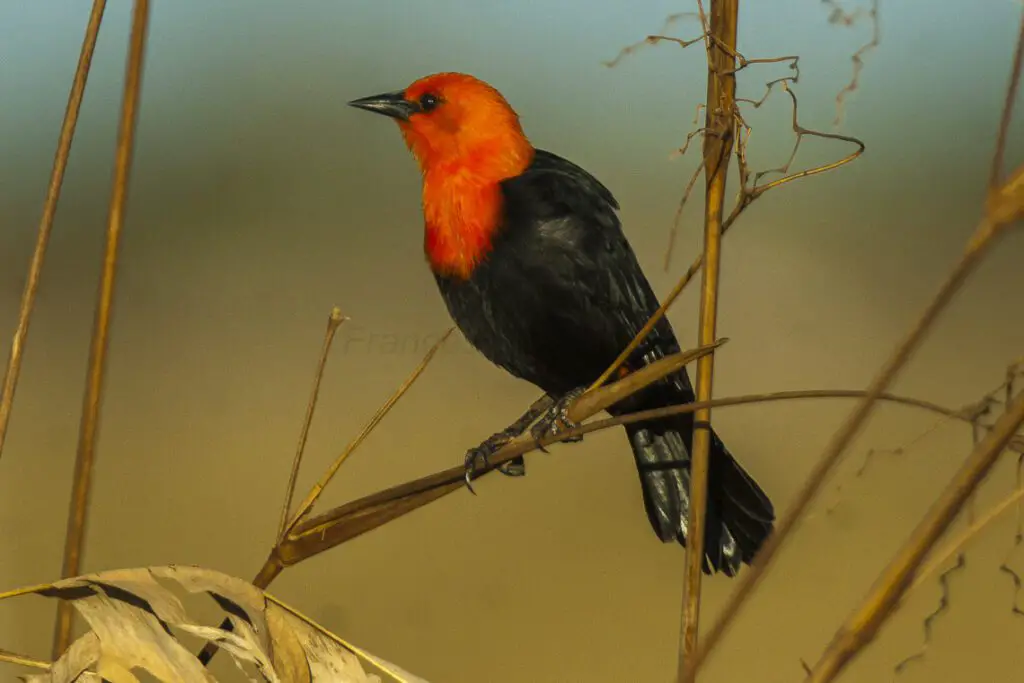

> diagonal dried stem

[
  {"left": 0, "top": 0, "right": 107, "bottom": 464},
  {"left": 822, "top": 369, "right": 1022, "bottom": 515},
  {"left": 910, "top": 485, "right": 1024, "bottom": 596},
  {"left": 0, "top": 647, "right": 49, "bottom": 671},
  {"left": 588, "top": 265, "right": 709, "bottom": 392},
  {"left": 199, "top": 326, "right": 456, "bottom": 666},
  {"left": 663, "top": 158, "right": 708, "bottom": 273},
  {"left": 279, "top": 384, "right": 975, "bottom": 568},
  {"left": 985, "top": 162, "right": 1024, "bottom": 227},
  {"left": 690, "top": 217, "right": 1012, "bottom": 677},
  {"left": 280, "top": 345, "right": 727, "bottom": 564},
  {"left": 51, "top": 0, "right": 151, "bottom": 659},
  {"left": 807, "top": 388, "right": 1024, "bottom": 682},
  {"left": 194, "top": 339, "right": 727, "bottom": 667},
  {"left": 277, "top": 307, "right": 348, "bottom": 540},
  {"left": 282, "top": 343, "right": 725, "bottom": 549},
  {"left": 282, "top": 327, "right": 454, "bottom": 537},
  {"left": 289, "top": 341, "right": 730, "bottom": 550}
]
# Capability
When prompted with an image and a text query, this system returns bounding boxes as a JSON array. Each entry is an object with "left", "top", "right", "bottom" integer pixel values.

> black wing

[{"left": 486, "top": 148, "right": 694, "bottom": 404}]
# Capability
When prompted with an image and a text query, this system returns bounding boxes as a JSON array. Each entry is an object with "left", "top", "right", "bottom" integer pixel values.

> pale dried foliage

[
  {"left": 1, "top": 0, "right": 1023, "bottom": 682},
  {"left": 0, "top": 566, "right": 425, "bottom": 683}
]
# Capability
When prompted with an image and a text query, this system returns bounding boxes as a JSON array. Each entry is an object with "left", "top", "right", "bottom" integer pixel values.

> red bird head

[
  {"left": 348, "top": 72, "right": 534, "bottom": 182},
  {"left": 349, "top": 72, "right": 536, "bottom": 279}
]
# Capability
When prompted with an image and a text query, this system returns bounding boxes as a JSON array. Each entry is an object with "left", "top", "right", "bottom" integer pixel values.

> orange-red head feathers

[{"left": 349, "top": 72, "right": 535, "bottom": 279}]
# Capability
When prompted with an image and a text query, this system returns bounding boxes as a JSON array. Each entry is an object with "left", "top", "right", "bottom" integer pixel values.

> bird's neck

[{"left": 421, "top": 145, "right": 533, "bottom": 280}]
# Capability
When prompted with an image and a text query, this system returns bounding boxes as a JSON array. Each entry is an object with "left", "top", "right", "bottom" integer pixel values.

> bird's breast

[{"left": 422, "top": 176, "right": 503, "bottom": 280}]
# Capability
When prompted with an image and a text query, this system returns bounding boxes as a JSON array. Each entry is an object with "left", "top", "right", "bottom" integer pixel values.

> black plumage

[{"left": 435, "top": 149, "right": 775, "bottom": 575}]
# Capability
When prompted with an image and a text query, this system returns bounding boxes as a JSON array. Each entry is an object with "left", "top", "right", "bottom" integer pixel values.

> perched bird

[{"left": 349, "top": 72, "right": 774, "bottom": 575}]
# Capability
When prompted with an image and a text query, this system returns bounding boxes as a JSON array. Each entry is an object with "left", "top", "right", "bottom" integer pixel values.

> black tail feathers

[{"left": 624, "top": 417, "right": 774, "bottom": 576}]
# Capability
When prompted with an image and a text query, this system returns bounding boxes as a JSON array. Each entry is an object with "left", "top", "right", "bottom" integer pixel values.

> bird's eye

[{"left": 418, "top": 93, "right": 440, "bottom": 112}]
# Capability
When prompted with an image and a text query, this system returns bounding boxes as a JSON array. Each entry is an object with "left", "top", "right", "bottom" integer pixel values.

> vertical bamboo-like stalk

[
  {"left": 0, "top": 0, "right": 107, "bottom": 463},
  {"left": 678, "top": 2, "right": 739, "bottom": 682},
  {"left": 51, "top": 0, "right": 151, "bottom": 658},
  {"left": 688, "top": 8, "right": 1024, "bottom": 675}
]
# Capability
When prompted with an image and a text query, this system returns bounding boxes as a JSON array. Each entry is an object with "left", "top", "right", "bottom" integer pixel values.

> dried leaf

[
  {"left": 41, "top": 576, "right": 217, "bottom": 682},
  {"left": 274, "top": 611, "right": 378, "bottom": 683},
  {"left": 20, "top": 633, "right": 99, "bottom": 683},
  {"left": 9, "top": 565, "right": 424, "bottom": 683}
]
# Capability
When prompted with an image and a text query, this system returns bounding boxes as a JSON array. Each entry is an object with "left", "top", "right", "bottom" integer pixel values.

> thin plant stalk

[
  {"left": 688, "top": 11, "right": 1024, "bottom": 670},
  {"left": 199, "top": 326, "right": 455, "bottom": 666},
  {"left": 807, "top": 388, "right": 1024, "bottom": 682},
  {"left": 0, "top": 0, "right": 107, "bottom": 463},
  {"left": 282, "top": 327, "right": 454, "bottom": 536},
  {"left": 689, "top": 222, "right": 1008, "bottom": 675},
  {"left": 275, "top": 385, "right": 979, "bottom": 568},
  {"left": 277, "top": 307, "right": 347, "bottom": 540},
  {"left": 679, "top": 1, "right": 739, "bottom": 681},
  {"left": 911, "top": 483, "right": 1024, "bottom": 593},
  {"left": 0, "top": 648, "right": 49, "bottom": 671},
  {"left": 52, "top": 0, "right": 151, "bottom": 658}
]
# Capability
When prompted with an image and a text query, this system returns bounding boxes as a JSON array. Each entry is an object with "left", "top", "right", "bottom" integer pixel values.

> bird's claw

[
  {"left": 463, "top": 429, "right": 523, "bottom": 494},
  {"left": 530, "top": 386, "right": 587, "bottom": 452}
]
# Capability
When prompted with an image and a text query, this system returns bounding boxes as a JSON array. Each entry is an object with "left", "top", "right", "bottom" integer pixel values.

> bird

[{"left": 348, "top": 72, "right": 774, "bottom": 575}]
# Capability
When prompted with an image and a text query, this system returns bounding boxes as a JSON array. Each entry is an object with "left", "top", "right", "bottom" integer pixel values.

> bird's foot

[
  {"left": 463, "top": 427, "right": 525, "bottom": 494},
  {"left": 530, "top": 386, "right": 587, "bottom": 452}
]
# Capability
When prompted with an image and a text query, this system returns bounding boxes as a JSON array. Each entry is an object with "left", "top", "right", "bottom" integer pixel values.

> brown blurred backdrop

[{"left": 1, "top": 1, "right": 1023, "bottom": 681}]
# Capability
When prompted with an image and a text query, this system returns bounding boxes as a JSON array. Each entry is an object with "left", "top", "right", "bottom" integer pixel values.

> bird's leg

[
  {"left": 530, "top": 385, "right": 588, "bottom": 452},
  {"left": 463, "top": 395, "right": 555, "bottom": 493}
]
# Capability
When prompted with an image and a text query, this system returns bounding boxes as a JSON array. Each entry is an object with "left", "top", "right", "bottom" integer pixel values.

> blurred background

[{"left": 1, "top": 1, "right": 1023, "bottom": 681}]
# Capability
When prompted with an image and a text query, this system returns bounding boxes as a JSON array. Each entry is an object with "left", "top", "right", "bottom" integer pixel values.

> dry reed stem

[
  {"left": 195, "top": 341, "right": 724, "bottom": 666},
  {"left": 890, "top": 366, "right": 1019, "bottom": 674},
  {"left": 52, "top": 0, "right": 150, "bottom": 658},
  {"left": 281, "top": 327, "right": 454, "bottom": 538},
  {"left": 988, "top": 163, "right": 1024, "bottom": 227},
  {"left": 278, "top": 385, "right": 972, "bottom": 566},
  {"left": 678, "top": 1, "right": 737, "bottom": 681},
  {"left": 0, "top": 647, "right": 49, "bottom": 671},
  {"left": 988, "top": 8, "right": 1023, "bottom": 193},
  {"left": 0, "top": 0, "right": 107, "bottom": 464},
  {"left": 596, "top": 20, "right": 865, "bottom": 391},
  {"left": 277, "top": 307, "right": 348, "bottom": 540},
  {"left": 300, "top": 341, "right": 722, "bottom": 540},
  {"left": 605, "top": 8, "right": 863, "bottom": 677},
  {"left": 198, "top": 326, "right": 456, "bottom": 665},
  {"left": 823, "top": 368, "right": 1023, "bottom": 515},
  {"left": 689, "top": 13, "right": 1024, "bottom": 676},
  {"left": 807, "top": 389, "right": 1024, "bottom": 682},
  {"left": 690, "top": 211, "right": 1014, "bottom": 676},
  {"left": 283, "top": 342, "right": 727, "bottom": 540},
  {"left": 910, "top": 485, "right": 1024, "bottom": 595},
  {"left": 663, "top": 157, "right": 707, "bottom": 272}
]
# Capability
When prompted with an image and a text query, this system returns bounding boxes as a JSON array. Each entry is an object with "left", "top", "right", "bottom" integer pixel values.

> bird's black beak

[{"left": 347, "top": 90, "right": 417, "bottom": 122}]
